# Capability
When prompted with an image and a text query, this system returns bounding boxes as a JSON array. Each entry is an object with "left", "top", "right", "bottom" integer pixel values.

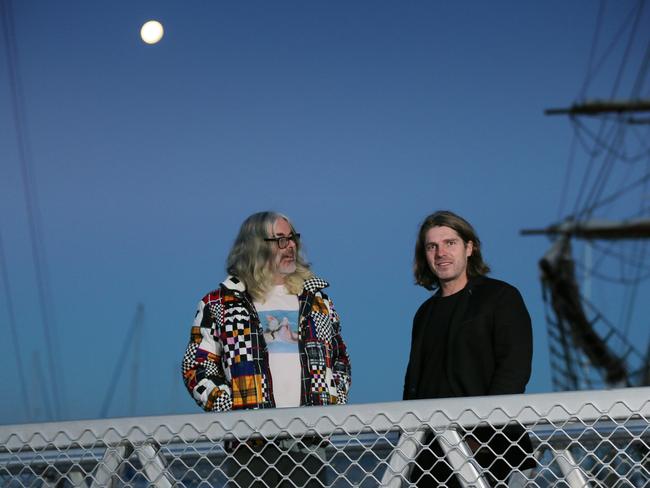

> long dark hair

[{"left": 413, "top": 210, "right": 490, "bottom": 290}]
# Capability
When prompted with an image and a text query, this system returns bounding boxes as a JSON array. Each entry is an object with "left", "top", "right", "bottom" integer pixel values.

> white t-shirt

[{"left": 254, "top": 285, "right": 300, "bottom": 407}]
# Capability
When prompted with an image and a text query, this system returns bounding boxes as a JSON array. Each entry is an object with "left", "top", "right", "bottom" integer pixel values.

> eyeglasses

[{"left": 264, "top": 233, "right": 300, "bottom": 249}]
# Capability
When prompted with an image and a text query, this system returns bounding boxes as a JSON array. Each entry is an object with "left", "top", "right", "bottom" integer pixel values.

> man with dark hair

[
  {"left": 404, "top": 210, "right": 535, "bottom": 487},
  {"left": 182, "top": 211, "right": 351, "bottom": 487}
]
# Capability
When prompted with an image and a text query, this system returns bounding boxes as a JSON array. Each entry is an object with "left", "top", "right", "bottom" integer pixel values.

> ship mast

[{"left": 523, "top": 95, "right": 650, "bottom": 390}]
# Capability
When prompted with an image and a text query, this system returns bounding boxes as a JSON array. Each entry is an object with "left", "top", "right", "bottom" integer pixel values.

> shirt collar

[{"left": 221, "top": 275, "right": 329, "bottom": 293}]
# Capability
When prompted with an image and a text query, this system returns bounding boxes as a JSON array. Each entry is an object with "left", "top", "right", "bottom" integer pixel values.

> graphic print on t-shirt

[
  {"left": 261, "top": 310, "right": 299, "bottom": 353},
  {"left": 255, "top": 285, "right": 300, "bottom": 407}
]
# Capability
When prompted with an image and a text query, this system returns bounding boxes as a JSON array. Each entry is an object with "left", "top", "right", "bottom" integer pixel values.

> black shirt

[{"left": 416, "top": 287, "right": 466, "bottom": 399}]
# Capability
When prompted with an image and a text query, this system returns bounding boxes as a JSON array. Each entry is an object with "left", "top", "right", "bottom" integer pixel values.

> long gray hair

[{"left": 226, "top": 211, "right": 313, "bottom": 301}]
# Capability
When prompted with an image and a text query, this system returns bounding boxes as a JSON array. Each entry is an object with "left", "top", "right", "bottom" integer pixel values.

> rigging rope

[
  {"left": 578, "top": 0, "right": 605, "bottom": 100},
  {"left": 1, "top": 0, "right": 65, "bottom": 419},
  {"left": 0, "top": 229, "right": 33, "bottom": 419}
]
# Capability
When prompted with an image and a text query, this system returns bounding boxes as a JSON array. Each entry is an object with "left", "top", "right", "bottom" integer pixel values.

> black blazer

[
  {"left": 404, "top": 276, "right": 532, "bottom": 398},
  {"left": 403, "top": 276, "right": 536, "bottom": 473}
]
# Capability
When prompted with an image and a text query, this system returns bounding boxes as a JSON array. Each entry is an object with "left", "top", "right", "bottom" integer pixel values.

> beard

[
  {"left": 278, "top": 261, "right": 297, "bottom": 275},
  {"left": 274, "top": 250, "right": 297, "bottom": 276}
]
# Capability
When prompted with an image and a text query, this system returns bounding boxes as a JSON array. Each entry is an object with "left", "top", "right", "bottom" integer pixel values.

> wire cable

[
  {"left": 1, "top": 0, "right": 64, "bottom": 419},
  {"left": 558, "top": 132, "right": 579, "bottom": 219},
  {"left": 568, "top": 1, "right": 646, "bottom": 220},
  {"left": 549, "top": 0, "right": 650, "bottom": 391},
  {"left": 580, "top": 3, "right": 641, "bottom": 98},
  {"left": 100, "top": 304, "right": 145, "bottom": 418},
  {"left": 608, "top": 0, "right": 645, "bottom": 101},
  {"left": 580, "top": 123, "right": 624, "bottom": 220},
  {"left": 561, "top": 170, "right": 650, "bottom": 238},
  {"left": 0, "top": 229, "right": 33, "bottom": 419},
  {"left": 573, "top": 116, "right": 650, "bottom": 163},
  {"left": 569, "top": 115, "right": 612, "bottom": 220},
  {"left": 579, "top": 0, "right": 606, "bottom": 100},
  {"left": 630, "top": 38, "right": 650, "bottom": 99}
]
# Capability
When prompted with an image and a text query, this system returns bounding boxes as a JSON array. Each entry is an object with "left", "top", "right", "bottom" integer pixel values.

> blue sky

[{"left": 1, "top": 1, "right": 648, "bottom": 424}]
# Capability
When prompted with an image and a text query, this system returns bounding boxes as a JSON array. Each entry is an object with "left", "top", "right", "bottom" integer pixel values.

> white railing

[{"left": 1, "top": 387, "right": 649, "bottom": 487}]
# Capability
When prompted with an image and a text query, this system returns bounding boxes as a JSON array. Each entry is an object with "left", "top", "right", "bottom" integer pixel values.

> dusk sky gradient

[{"left": 1, "top": 1, "right": 648, "bottom": 425}]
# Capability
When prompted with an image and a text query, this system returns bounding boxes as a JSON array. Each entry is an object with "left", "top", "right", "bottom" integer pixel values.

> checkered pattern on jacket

[{"left": 182, "top": 275, "right": 351, "bottom": 412}]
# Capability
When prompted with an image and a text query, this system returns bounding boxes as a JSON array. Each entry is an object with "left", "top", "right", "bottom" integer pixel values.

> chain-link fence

[{"left": 1, "top": 387, "right": 649, "bottom": 487}]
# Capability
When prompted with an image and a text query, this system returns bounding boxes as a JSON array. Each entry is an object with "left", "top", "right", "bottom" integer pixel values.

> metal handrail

[{"left": 1, "top": 386, "right": 649, "bottom": 487}]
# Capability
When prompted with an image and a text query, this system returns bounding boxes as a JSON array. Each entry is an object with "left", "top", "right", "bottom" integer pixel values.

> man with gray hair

[{"left": 182, "top": 211, "right": 351, "bottom": 487}]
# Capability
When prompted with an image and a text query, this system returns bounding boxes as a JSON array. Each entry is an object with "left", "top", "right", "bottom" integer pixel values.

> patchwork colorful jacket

[{"left": 182, "top": 275, "right": 351, "bottom": 411}]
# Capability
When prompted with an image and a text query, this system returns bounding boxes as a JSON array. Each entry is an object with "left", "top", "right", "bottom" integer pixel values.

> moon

[{"left": 140, "top": 20, "right": 164, "bottom": 44}]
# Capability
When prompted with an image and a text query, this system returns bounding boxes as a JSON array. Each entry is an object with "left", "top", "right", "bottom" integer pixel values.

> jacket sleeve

[
  {"left": 181, "top": 296, "right": 233, "bottom": 411},
  {"left": 327, "top": 296, "right": 352, "bottom": 404},
  {"left": 402, "top": 320, "right": 418, "bottom": 400},
  {"left": 403, "top": 300, "right": 429, "bottom": 400},
  {"left": 488, "top": 285, "right": 533, "bottom": 395}
]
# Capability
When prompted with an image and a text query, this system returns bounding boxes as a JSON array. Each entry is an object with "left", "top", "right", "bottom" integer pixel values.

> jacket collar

[
  {"left": 302, "top": 277, "right": 329, "bottom": 293},
  {"left": 222, "top": 275, "right": 246, "bottom": 292},
  {"left": 433, "top": 275, "right": 486, "bottom": 297},
  {"left": 466, "top": 275, "right": 487, "bottom": 294},
  {"left": 221, "top": 275, "right": 329, "bottom": 294}
]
